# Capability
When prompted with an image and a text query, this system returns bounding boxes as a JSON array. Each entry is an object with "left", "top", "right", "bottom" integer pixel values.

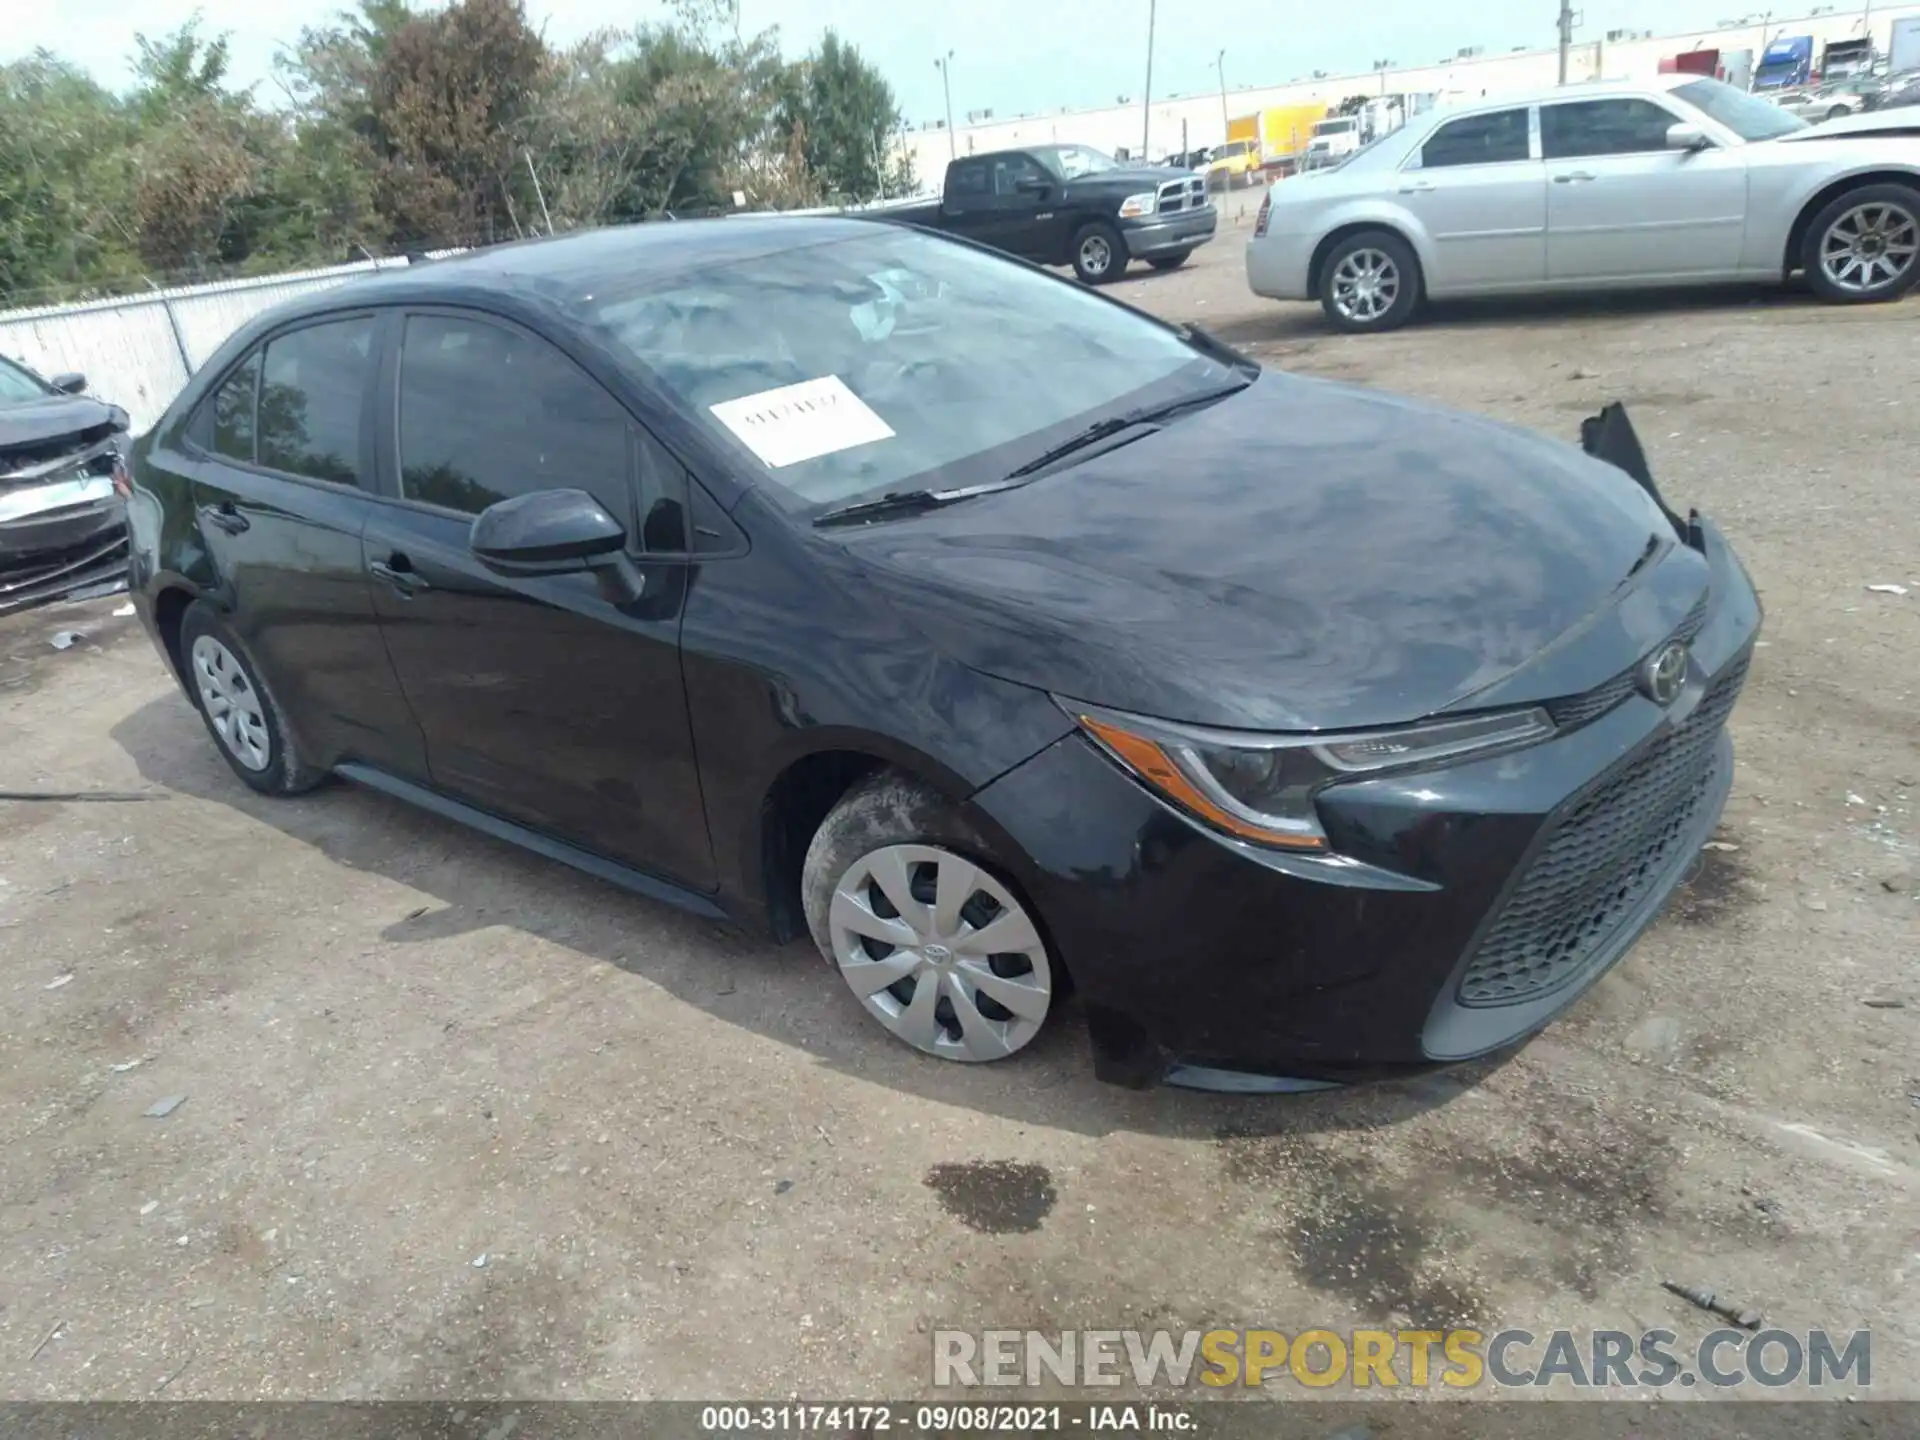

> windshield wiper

[
  {"left": 1003, "top": 380, "right": 1253, "bottom": 482},
  {"left": 813, "top": 479, "right": 1018, "bottom": 528}
]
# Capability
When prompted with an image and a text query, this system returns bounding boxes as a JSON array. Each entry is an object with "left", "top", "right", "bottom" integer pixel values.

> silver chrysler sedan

[{"left": 1246, "top": 74, "right": 1920, "bottom": 331}]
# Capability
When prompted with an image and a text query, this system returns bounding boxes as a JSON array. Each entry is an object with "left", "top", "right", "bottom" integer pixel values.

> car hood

[
  {"left": 1778, "top": 109, "right": 1920, "bottom": 139},
  {"left": 0, "top": 394, "right": 127, "bottom": 459},
  {"left": 837, "top": 373, "right": 1709, "bottom": 732},
  {"left": 1071, "top": 166, "right": 1195, "bottom": 189}
]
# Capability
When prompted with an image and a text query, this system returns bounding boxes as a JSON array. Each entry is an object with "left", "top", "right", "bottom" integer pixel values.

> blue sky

[{"left": 8, "top": 0, "right": 1820, "bottom": 122}]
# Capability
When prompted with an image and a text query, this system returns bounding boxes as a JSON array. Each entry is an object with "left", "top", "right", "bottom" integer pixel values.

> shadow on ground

[{"left": 109, "top": 690, "right": 1521, "bottom": 1143}]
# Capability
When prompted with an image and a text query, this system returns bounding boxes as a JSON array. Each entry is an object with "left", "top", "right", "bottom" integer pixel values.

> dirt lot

[{"left": 2, "top": 217, "right": 1917, "bottom": 1404}]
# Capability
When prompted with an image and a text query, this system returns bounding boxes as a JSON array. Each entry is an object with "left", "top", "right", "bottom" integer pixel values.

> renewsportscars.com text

[{"left": 933, "top": 1328, "right": 1871, "bottom": 1391}]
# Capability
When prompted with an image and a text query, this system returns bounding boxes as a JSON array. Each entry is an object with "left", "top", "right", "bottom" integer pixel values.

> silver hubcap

[
  {"left": 827, "top": 843, "right": 1052, "bottom": 1062},
  {"left": 190, "top": 635, "right": 271, "bottom": 772},
  {"left": 1331, "top": 247, "right": 1400, "bottom": 322},
  {"left": 1080, "top": 235, "right": 1113, "bottom": 275},
  {"left": 1820, "top": 202, "right": 1918, "bottom": 294}
]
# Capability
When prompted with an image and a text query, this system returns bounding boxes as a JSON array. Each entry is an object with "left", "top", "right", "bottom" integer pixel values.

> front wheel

[
  {"left": 1147, "top": 250, "right": 1193, "bottom": 272},
  {"left": 1802, "top": 183, "right": 1920, "bottom": 304},
  {"left": 1072, "top": 222, "right": 1128, "bottom": 284},
  {"left": 1318, "top": 229, "right": 1422, "bottom": 332},
  {"left": 802, "top": 771, "right": 1056, "bottom": 1064}
]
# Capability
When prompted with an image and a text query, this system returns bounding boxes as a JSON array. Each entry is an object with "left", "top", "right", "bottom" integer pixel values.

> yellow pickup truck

[
  {"left": 1201, "top": 138, "right": 1263, "bottom": 188},
  {"left": 1209, "top": 105, "right": 1328, "bottom": 185}
]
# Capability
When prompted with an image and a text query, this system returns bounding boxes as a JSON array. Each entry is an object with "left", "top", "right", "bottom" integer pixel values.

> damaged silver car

[{"left": 1, "top": 355, "right": 130, "bottom": 613}]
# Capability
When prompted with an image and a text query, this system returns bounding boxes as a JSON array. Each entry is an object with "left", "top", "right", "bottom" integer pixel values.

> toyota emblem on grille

[{"left": 1638, "top": 640, "right": 1689, "bottom": 706}]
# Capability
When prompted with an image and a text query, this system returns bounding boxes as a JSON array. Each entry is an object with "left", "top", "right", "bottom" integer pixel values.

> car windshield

[
  {"left": 1674, "top": 77, "right": 1809, "bottom": 140},
  {"left": 0, "top": 357, "right": 52, "bottom": 403},
  {"left": 581, "top": 229, "right": 1234, "bottom": 512},
  {"left": 1035, "top": 144, "right": 1119, "bottom": 179}
]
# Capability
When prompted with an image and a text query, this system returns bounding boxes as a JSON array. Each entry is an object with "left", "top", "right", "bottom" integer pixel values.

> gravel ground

[{"left": 1, "top": 217, "right": 1916, "bottom": 1404}]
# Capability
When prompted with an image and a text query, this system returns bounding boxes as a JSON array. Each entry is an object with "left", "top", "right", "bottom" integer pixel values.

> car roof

[
  {"left": 1426, "top": 72, "right": 1706, "bottom": 117},
  {"left": 259, "top": 215, "right": 885, "bottom": 326}
]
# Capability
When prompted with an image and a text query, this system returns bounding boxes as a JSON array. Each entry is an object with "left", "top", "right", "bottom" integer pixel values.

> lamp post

[
  {"left": 1217, "top": 49, "right": 1229, "bottom": 140},
  {"left": 1142, "top": 0, "right": 1157, "bottom": 160},
  {"left": 1374, "top": 57, "right": 1394, "bottom": 95},
  {"left": 935, "top": 52, "right": 956, "bottom": 162}
]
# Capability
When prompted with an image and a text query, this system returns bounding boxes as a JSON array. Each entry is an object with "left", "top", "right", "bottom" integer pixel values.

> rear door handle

[
  {"left": 1398, "top": 181, "right": 1436, "bottom": 194},
  {"left": 200, "top": 502, "right": 249, "bottom": 535},
  {"left": 369, "top": 554, "right": 430, "bottom": 596},
  {"left": 1553, "top": 171, "right": 1596, "bottom": 184}
]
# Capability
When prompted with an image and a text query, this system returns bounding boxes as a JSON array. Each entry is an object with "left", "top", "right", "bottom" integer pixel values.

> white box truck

[{"left": 1892, "top": 15, "right": 1920, "bottom": 74}]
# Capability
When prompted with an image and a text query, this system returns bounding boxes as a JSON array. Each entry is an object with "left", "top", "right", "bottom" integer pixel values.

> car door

[
  {"left": 360, "top": 308, "right": 715, "bottom": 889},
  {"left": 181, "top": 316, "right": 427, "bottom": 777},
  {"left": 979, "top": 152, "right": 1066, "bottom": 260},
  {"left": 1540, "top": 97, "right": 1750, "bottom": 281},
  {"left": 1396, "top": 107, "right": 1547, "bottom": 292},
  {"left": 938, "top": 160, "right": 996, "bottom": 244}
]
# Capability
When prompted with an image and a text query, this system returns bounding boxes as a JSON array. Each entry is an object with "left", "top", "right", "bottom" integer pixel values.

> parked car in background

[
  {"left": 1202, "top": 139, "right": 1262, "bottom": 188},
  {"left": 886, "top": 144, "right": 1216, "bottom": 283},
  {"left": 125, "top": 219, "right": 1760, "bottom": 1089},
  {"left": 1874, "top": 71, "right": 1920, "bottom": 111},
  {"left": 1, "top": 355, "right": 130, "bottom": 614},
  {"left": 1776, "top": 75, "right": 1882, "bottom": 122},
  {"left": 1246, "top": 76, "right": 1920, "bottom": 331}
]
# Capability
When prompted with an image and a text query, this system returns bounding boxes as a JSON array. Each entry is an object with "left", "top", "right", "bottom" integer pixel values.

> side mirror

[
  {"left": 470, "top": 488, "right": 643, "bottom": 601},
  {"left": 1666, "top": 123, "right": 1710, "bottom": 152},
  {"left": 1014, "top": 174, "right": 1050, "bottom": 195},
  {"left": 50, "top": 372, "right": 87, "bottom": 394}
]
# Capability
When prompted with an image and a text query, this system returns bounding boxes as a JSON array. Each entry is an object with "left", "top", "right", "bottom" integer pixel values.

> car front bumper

[
  {"left": 966, "top": 517, "right": 1761, "bottom": 1090},
  {"left": 0, "top": 474, "right": 128, "bottom": 614},
  {"left": 1121, "top": 206, "right": 1219, "bottom": 258}
]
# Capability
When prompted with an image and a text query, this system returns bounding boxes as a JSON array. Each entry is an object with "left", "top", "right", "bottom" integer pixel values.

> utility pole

[
  {"left": 1558, "top": 0, "right": 1576, "bottom": 84},
  {"left": 1217, "top": 49, "right": 1229, "bottom": 139},
  {"left": 1142, "top": 0, "right": 1157, "bottom": 160},
  {"left": 935, "top": 52, "right": 956, "bottom": 162}
]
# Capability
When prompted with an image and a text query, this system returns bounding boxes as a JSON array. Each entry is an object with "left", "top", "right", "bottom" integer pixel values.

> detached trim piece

[{"left": 1578, "top": 401, "right": 1696, "bottom": 545}]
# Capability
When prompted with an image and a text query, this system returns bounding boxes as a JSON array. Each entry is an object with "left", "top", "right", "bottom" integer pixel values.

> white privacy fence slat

[{"left": 0, "top": 258, "right": 417, "bottom": 434}]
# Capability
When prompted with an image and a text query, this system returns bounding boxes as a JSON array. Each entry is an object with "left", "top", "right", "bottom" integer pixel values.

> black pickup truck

[{"left": 885, "top": 144, "right": 1217, "bottom": 284}]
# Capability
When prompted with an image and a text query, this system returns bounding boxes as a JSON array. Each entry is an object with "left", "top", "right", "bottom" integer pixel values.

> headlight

[
  {"left": 1061, "top": 700, "right": 1556, "bottom": 852},
  {"left": 1118, "top": 192, "right": 1158, "bottom": 218}
]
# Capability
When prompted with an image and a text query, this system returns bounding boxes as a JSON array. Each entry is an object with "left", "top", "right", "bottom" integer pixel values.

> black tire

[
  {"left": 179, "top": 601, "right": 327, "bottom": 796},
  {"left": 1071, "top": 221, "right": 1128, "bottom": 284},
  {"left": 1147, "top": 250, "right": 1193, "bottom": 272},
  {"left": 1801, "top": 183, "right": 1920, "bottom": 305},
  {"left": 1825, "top": 104, "right": 1849, "bottom": 122},
  {"left": 801, "top": 770, "right": 1062, "bottom": 1061},
  {"left": 1317, "top": 228, "right": 1422, "bottom": 333}
]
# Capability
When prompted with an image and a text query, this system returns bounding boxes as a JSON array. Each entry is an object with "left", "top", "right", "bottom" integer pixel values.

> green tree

[{"left": 777, "top": 31, "right": 911, "bottom": 201}]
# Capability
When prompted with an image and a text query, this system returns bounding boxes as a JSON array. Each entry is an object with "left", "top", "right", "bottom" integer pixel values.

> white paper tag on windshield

[{"left": 709, "top": 375, "right": 894, "bottom": 469}]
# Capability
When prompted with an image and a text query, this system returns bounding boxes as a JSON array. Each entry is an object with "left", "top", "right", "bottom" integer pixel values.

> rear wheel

[
  {"left": 180, "top": 601, "right": 327, "bottom": 796},
  {"left": 1072, "top": 221, "right": 1128, "bottom": 284},
  {"left": 1147, "top": 250, "right": 1193, "bottom": 272},
  {"left": 1318, "top": 229, "right": 1422, "bottom": 332},
  {"left": 802, "top": 771, "right": 1056, "bottom": 1063},
  {"left": 1802, "top": 183, "right": 1920, "bottom": 304}
]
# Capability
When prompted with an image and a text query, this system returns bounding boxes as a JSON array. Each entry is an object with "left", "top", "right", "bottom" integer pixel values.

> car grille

[
  {"left": 1545, "top": 591, "right": 1712, "bottom": 731},
  {"left": 1456, "top": 649, "right": 1750, "bottom": 1008},
  {"left": 1156, "top": 177, "right": 1208, "bottom": 213}
]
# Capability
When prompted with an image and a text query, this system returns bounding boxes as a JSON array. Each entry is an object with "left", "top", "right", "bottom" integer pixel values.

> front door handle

[
  {"left": 200, "top": 502, "right": 249, "bottom": 535},
  {"left": 1553, "top": 171, "right": 1597, "bottom": 184},
  {"left": 1398, "top": 180, "right": 1436, "bottom": 194},
  {"left": 369, "top": 554, "right": 430, "bottom": 597}
]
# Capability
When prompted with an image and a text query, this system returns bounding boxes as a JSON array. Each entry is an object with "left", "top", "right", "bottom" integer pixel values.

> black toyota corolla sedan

[{"left": 126, "top": 219, "right": 1760, "bottom": 1091}]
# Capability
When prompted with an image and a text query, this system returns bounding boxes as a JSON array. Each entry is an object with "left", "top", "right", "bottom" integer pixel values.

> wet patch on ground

[
  {"left": 924, "top": 1160, "right": 1057, "bottom": 1234},
  {"left": 1664, "top": 845, "right": 1758, "bottom": 928}
]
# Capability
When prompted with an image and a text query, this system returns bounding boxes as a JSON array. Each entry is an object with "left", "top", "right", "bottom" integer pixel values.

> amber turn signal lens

[{"left": 1075, "top": 713, "right": 1327, "bottom": 851}]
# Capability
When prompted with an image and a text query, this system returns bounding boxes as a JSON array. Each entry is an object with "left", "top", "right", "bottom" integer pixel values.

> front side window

[
  {"left": 1541, "top": 99, "right": 1683, "bottom": 158},
  {"left": 257, "top": 318, "right": 375, "bottom": 487},
  {"left": 210, "top": 350, "right": 261, "bottom": 462},
  {"left": 397, "top": 314, "right": 636, "bottom": 534},
  {"left": 580, "top": 228, "right": 1238, "bottom": 512},
  {"left": 1036, "top": 144, "right": 1119, "bottom": 179},
  {"left": 1421, "top": 108, "right": 1531, "bottom": 168}
]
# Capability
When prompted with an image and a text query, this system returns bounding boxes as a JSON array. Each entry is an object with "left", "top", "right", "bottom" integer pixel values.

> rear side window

[
  {"left": 1541, "top": 99, "right": 1681, "bottom": 158},
  {"left": 1421, "top": 109, "right": 1531, "bottom": 168},
  {"left": 948, "top": 161, "right": 989, "bottom": 198},
  {"left": 258, "top": 318, "right": 376, "bottom": 487},
  {"left": 209, "top": 351, "right": 261, "bottom": 462},
  {"left": 396, "top": 314, "right": 638, "bottom": 536}
]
